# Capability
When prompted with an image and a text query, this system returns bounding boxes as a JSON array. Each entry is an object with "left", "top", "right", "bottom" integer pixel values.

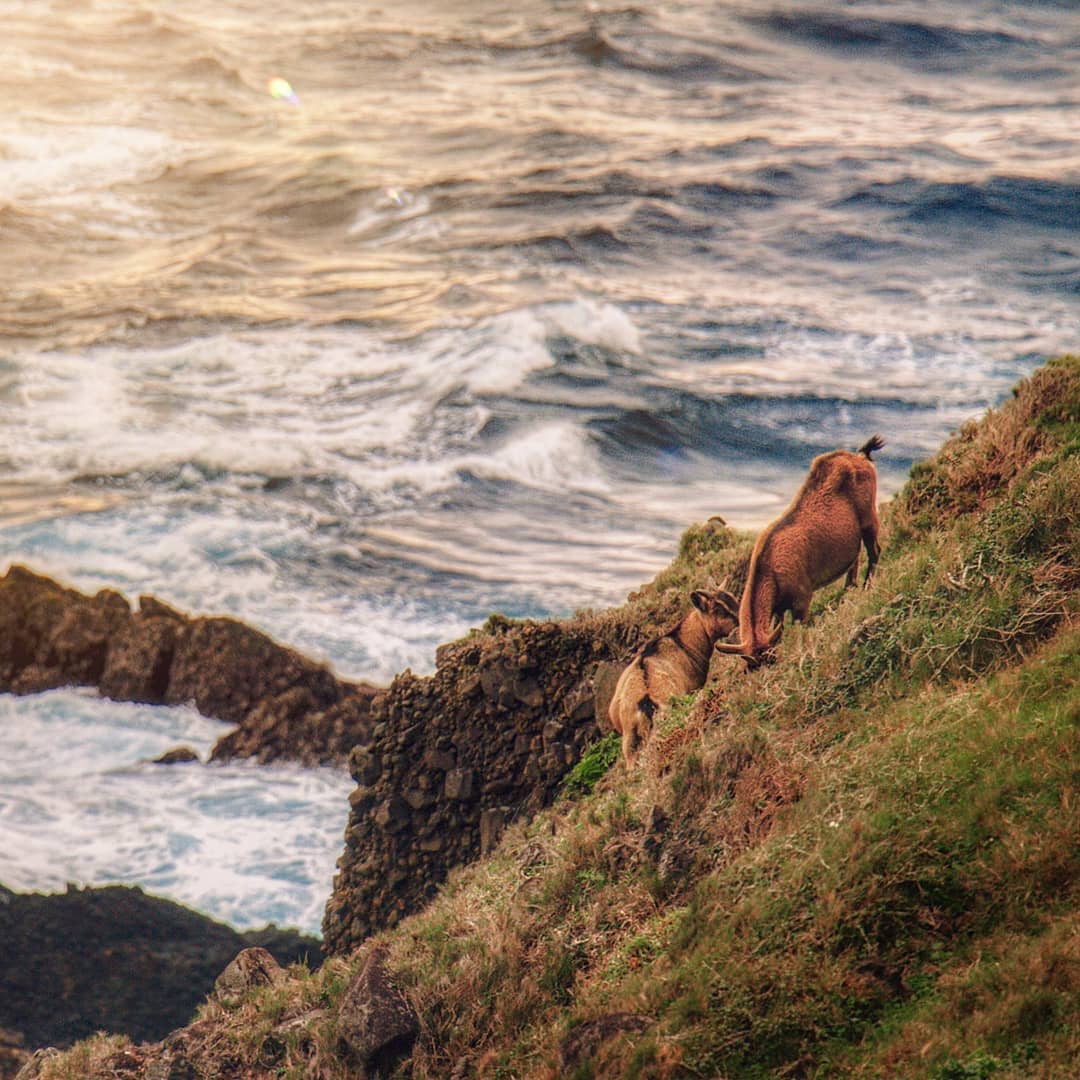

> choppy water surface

[
  {"left": 0, "top": 691, "right": 351, "bottom": 933},
  {"left": 1, "top": 0, "right": 1077, "bottom": 929}
]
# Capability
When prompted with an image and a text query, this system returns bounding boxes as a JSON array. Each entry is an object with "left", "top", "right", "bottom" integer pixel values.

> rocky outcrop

[
  {"left": 322, "top": 616, "right": 626, "bottom": 955},
  {"left": 0, "top": 566, "right": 378, "bottom": 766},
  {"left": 0, "top": 884, "right": 320, "bottom": 1052}
]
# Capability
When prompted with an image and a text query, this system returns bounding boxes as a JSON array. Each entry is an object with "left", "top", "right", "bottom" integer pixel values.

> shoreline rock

[
  {"left": 0, "top": 566, "right": 379, "bottom": 766},
  {"left": 0, "top": 883, "right": 320, "bottom": 1056}
]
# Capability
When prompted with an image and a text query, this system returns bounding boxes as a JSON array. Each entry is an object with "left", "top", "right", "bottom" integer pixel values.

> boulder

[
  {"left": 99, "top": 602, "right": 184, "bottom": 704},
  {"left": 153, "top": 746, "right": 200, "bottom": 765},
  {"left": 213, "top": 948, "right": 284, "bottom": 1006},
  {"left": 559, "top": 1013, "right": 653, "bottom": 1072},
  {"left": 337, "top": 945, "right": 418, "bottom": 1077},
  {"left": 0, "top": 568, "right": 130, "bottom": 694},
  {"left": 0, "top": 566, "right": 380, "bottom": 766}
]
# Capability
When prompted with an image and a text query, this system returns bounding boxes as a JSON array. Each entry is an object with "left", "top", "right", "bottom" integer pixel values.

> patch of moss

[{"left": 562, "top": 732, "right": 621, "bottom": 798}]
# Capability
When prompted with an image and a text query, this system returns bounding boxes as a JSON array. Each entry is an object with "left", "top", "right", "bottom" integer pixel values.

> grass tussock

[{"left": 32, "top": 357, "right": 1080, "bottom": 1079}]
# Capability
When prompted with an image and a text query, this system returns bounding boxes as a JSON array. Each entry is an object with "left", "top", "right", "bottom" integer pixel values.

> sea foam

[{"left": 0, "top": 690, "right": 351, "bottom": 934}]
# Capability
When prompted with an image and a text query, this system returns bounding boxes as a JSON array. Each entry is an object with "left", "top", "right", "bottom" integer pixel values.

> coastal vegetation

[{"left": 18, "top": 357, "right": 1080, "bottom": 1079}]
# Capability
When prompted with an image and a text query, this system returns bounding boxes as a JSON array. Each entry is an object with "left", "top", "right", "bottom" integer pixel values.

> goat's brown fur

[
  {"left": 609, "top": 586, "right": 740, "bottom": 761},
  {"left": 717, "top": 435, "right": 884, "bottom": 669}
]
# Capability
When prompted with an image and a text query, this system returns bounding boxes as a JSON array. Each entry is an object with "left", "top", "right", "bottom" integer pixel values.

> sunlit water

[{"left": 1, "top": 0, "right": 1077, "bottom": 931}]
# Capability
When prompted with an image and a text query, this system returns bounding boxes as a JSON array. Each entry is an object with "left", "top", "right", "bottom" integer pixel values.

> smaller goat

[
  {"left": 716, "top": 435, "right": 884, "bottom": 670},
  {"left": 609, "top": 585, "right": 741, "bottom": 761}
]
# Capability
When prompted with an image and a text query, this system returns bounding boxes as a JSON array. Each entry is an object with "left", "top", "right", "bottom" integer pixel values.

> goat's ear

[
  {"left": 717, "top": 590, "right": 740, "bottom": 616},
  {"left": 690, "top": 589, "right": 710, "bottom": 612}
]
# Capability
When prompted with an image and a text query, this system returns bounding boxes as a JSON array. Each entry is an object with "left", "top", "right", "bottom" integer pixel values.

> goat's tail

[{"left": 858, "top": 434, "right": 885, "bottom": 460}]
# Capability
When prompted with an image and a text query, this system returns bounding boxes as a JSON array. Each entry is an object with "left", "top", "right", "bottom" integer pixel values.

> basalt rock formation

[
  {"left": 322, "top": 616, "right": 631, "bottom": 955},
  {"left": 0, "top": 884, "right": 320, "bottom": 1054},
  {"left": 0, "top": 565, "right": 378, "bottom": 766}
]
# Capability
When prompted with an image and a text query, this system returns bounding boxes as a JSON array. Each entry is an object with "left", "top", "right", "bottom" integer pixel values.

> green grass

[{"left": 562, "top": 733, "right": 622, "bottom": 798}]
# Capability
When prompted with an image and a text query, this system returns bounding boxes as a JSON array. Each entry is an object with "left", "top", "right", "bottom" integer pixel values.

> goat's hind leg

[
  {"left": 844, "top": 552, "right": 860, "bottom": 589},
  {"left": 861, "top": 524, "right": 881, "bottom": 586}
]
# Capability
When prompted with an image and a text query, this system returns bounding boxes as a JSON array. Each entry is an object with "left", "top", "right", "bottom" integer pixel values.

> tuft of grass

[{"left": 563, "top": 733, "right": 622, "bottom": 798}]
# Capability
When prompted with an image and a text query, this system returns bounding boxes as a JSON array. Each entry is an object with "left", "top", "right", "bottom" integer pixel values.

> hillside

[{"left": 18, "top": 356, "right": 1080, "bottom": 1079}]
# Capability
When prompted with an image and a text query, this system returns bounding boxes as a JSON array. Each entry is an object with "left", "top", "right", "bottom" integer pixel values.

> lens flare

[{"left": 267, "top": 77, "right": 300, "bottom": 105}]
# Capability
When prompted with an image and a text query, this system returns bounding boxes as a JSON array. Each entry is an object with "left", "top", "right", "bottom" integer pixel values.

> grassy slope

[{"left": 34, "top": 358, "right": 1080, "bottom": 1080}]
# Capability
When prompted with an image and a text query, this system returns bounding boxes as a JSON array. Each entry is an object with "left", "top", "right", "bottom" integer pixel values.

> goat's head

[{"left": 689, "top": 584, "right": 740, "bottom": 642}]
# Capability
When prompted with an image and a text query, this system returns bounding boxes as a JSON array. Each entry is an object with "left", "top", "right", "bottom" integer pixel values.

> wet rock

[
  {"left": 153, "top": 746, "right": 200, "bottom": 765},
  {"left": 100, "top": 610, "right": 182, "bottom": 704},
  {"left": 337, "top": 945, "right": 418, "bottom": 1077},
  {"left": 0, "top": 566, "right": 381, "bottom": 767},
  {"left": 166, "top": 617, "right": 341, "bottom": 725},
  {"left": 38, "top": 589, "right": 130, "bottom": 687},
  {"left": 214, "top": 683, "right": 378, "bottom": 766},
  {"left": 0, "top": 568, "right": 131, "bottom": 694},
  {"left": 213, "top": 947, "right": 284, "bottom": 1005}
]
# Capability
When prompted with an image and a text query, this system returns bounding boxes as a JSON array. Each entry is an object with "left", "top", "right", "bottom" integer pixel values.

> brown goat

[
  {"left": 716, "top": 435, "right": 884, "bottom": 670},
  {"left": 609, "top": 585, "right": 740, "bottom": 761}
]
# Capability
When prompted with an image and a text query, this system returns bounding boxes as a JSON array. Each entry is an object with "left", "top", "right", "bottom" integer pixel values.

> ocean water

[{"left": 1, "top": 0, "right": 1077, "bottom": 933}]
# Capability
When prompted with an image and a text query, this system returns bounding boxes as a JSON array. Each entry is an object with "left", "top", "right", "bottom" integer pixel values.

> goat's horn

[
  {"left": 714, "top": 641, "right": 746, "bottom": 655},
  {"left": 767, "top": 621, "right": 783, "bottom": 646}
]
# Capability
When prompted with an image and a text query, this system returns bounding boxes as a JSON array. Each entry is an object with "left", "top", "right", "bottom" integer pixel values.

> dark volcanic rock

[
  {"left": 165, "top": 616, "right": 342, "bottom": 725},
  {"left": 0, "top": 567, "right": 130, "bottom": 694},
  {"left": 337, "top": 945, "right": 418, "bottom": 1077},
  {"left": 0, "top": 884, "right": 320, "bottom": 1051},
  {"left": 209, "top": 684, "right": 379, "bottom": 767},
  {"left": 153, "top": 746, "right": 200, "bottom": 765},
  {"left": 323, "top": 619, "right": 626, "bottom": 955},
  {"left": 213, "top": 947, "right": 283, "bottom": 1005},
  {"left": 0, "top": 566, "right": 379, "bottom": 766},
  {"left": 99, "top": 597, "right": 185, "bottom": 704}
]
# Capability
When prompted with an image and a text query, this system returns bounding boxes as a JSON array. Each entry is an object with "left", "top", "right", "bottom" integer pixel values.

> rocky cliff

[{"left": 321, "top": 522, "right": 747, "bottom": 954}]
